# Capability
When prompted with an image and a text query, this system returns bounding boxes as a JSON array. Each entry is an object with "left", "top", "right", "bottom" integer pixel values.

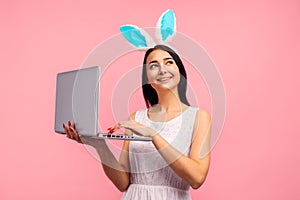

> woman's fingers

[
  {"left": 107, "top": 123, "right": 122, "bottom": 133},
  {"left": 63, "top": 123, "right": 72, "bottom": 138},
  {"left": 63, "top": 121, "right": 82, "bottom": 143},
  {"left": 118, "top": 120, "right": 156, "bottom": 137},
  {"left": 107, "top": 121, "right": 136, "bottom": 133},
  {"left": 69, "top": 122, "right": 82, "bottom": 143},
  {"left": 107, "top": 120, "right": 153, "bottom": 136},
  {"left": 70, "top": 127, "right": 82, "bottom": 143}
]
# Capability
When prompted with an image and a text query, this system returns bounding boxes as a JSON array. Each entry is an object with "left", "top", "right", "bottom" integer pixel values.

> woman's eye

[
  {"left": 166, "top": 60, "right": 174, "bottom": 65},
  {"left": 149, "top": 64, "right": 158, "bottom": 69}
]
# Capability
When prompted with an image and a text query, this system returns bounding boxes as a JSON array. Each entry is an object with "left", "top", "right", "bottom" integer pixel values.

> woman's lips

[{"left": 157, "top": 76, "right": 173, "bottom": 82}]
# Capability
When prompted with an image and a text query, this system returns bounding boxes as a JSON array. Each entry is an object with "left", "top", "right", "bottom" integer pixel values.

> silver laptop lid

[{"left": 55, "top": 66, "right": 99, "bottom": 136}]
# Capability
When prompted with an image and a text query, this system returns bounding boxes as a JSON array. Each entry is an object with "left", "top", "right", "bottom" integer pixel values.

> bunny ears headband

[{"left": 120, "top": 9, "right": 176, "bottom": 49}]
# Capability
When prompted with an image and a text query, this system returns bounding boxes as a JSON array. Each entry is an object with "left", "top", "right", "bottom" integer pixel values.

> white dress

[{"left": 121, "top": 107, "right": 199, "bottom": 200}]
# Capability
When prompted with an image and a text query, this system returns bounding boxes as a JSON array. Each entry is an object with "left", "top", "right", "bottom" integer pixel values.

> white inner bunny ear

[
  {"left": 139, "top": 29, "right": 155, "bottom": 48},
  {"left": 120, "top": 25, "right": 154, "bottom": 49},
  {"left": 156, "top": 9, "right": 176, "bottom": 43}
]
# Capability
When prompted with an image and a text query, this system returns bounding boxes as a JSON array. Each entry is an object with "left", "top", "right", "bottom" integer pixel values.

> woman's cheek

[{"left": 147, "top": 72, "right": 156, "bottom": 84}]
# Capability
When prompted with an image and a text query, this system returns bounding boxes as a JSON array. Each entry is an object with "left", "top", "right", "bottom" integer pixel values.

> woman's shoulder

[
  {"left": 194, "top": 107, "right": 210, "bottom": 115},
  {"left": 186, "top": 106, "right": 210, "bottom": 122},
  {"left": 194, "top": 107, "right": 211, "bottom": 124},
  {"left": 128, "top": 108, "right": 148, "bottom": 120}
]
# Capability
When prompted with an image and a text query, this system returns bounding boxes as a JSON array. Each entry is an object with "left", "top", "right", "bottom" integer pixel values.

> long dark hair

[{"left": 142, "top": 44, "right": 190, "bottom": 108}]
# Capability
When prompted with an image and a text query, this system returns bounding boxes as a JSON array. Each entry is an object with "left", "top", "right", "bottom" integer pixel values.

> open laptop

[{"left": 54, "top": 66, "right": 152, "bottom": 141}]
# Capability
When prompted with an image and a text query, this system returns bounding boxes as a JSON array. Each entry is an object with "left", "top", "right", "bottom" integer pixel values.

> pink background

[{"left": 1, "top": 0, "right": 300, "bottom": 199}]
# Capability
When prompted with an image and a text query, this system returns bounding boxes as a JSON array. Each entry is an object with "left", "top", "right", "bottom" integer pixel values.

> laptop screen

[{"left": 54, "top": 66, "right": 100, "bottom": 136}]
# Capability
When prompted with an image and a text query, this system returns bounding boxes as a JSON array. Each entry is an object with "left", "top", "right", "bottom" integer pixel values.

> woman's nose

[{"left": 158, "top": 65, "right": 167, "bottom": 74}]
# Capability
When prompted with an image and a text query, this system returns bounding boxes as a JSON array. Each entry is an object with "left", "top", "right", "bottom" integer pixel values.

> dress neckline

[{"left": 145, "top": 106, "right": 191, "bottom": 124}]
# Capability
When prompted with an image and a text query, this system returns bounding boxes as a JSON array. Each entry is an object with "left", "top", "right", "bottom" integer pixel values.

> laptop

[{"left": 54, "top": 66, "right": 152, "bottom": 141}]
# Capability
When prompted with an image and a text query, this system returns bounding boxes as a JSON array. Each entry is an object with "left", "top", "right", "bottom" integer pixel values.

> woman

[{"left": 64, "top": 44, "right": 211, "bottom": 199}]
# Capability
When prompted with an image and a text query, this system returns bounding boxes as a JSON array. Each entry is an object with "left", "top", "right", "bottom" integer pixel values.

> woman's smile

[{"left": 156, "top": 75, "right": 173, "bottom": 83}]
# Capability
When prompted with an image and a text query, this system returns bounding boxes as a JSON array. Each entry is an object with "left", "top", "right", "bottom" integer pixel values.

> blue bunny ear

[
  {"left": 120, "top": 25, "right": 154, "bottom": 49},
  {"left": 156, "top": 9, "right": 176, "bottom": 43}
]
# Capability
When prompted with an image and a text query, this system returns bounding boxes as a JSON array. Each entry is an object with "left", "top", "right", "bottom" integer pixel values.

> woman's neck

[{"left": 156, "top": 89, "right": 186, "bottom": 112}]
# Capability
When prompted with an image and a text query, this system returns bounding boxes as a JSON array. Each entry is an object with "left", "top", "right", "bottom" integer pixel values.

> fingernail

[
  {"left": 63, "top": 123, "right": 66, "bottom": 129},
  {"left": 109, "top": 129, "right": 115, "bottom": 134},
  {"left": 107, "top": 127, "right": 112, "bottom": 131},
  {"left": 68, "top": 121, "right": 71, "bottom": 126}
]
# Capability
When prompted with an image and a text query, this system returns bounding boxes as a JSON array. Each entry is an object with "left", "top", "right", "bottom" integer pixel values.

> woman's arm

[
  {"left": 64, "top": 122, "right": 130, "bottom": 192},
  {"left": 151, "top": 109, "right": 211, "bottom": 189},
  {"left": 90, "top": 139, "right": 130, "bottom": 192},
  {"left": 113, "top": 109, "right": 211, "bottom": 189}
]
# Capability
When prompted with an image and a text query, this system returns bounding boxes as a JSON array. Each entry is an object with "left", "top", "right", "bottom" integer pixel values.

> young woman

[{"left": 64, "top": 45, "right": 211, "bottom": 200}]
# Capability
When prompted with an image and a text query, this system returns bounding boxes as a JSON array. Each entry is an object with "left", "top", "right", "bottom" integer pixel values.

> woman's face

[{"left": 145, "top": 49, "right": 180, "bottom": 92}]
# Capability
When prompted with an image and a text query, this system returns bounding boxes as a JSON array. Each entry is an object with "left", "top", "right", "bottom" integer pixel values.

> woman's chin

[{"left": 152, "top": 83, "right": 177, "bottom": 93}]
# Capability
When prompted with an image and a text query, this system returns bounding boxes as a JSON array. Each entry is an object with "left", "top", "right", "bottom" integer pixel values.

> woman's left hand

[{"left": 108, "top": 120, "right": 157, "bottom": 137}]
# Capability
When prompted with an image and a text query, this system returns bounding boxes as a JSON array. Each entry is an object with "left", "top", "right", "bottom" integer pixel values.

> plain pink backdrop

[{"left": 1, "top": 0, "right": 299, "bottom": 199}]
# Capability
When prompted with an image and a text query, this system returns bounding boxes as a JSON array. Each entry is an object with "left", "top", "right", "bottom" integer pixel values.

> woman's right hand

[
  {"left": 63, "top": 121, "right": 83, "bottom": 143},
  {"left": 63, "top": 121, "right": 106, "bottom": 148}
]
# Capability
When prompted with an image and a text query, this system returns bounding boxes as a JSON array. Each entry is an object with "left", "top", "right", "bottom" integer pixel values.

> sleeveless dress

[{"left": 121, "top": 107, "right": 199, "bottom": 200}]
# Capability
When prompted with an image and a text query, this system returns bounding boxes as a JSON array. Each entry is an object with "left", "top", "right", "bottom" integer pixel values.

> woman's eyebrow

[
  {"left": 148, "top": 60, "right": 158, "bottom": 65},
  {"left": 148, "top": 57, "right": 173, "bottom": 64},
  {"left": 163, "top": 57, "right": 173, "bottom": 61}
]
